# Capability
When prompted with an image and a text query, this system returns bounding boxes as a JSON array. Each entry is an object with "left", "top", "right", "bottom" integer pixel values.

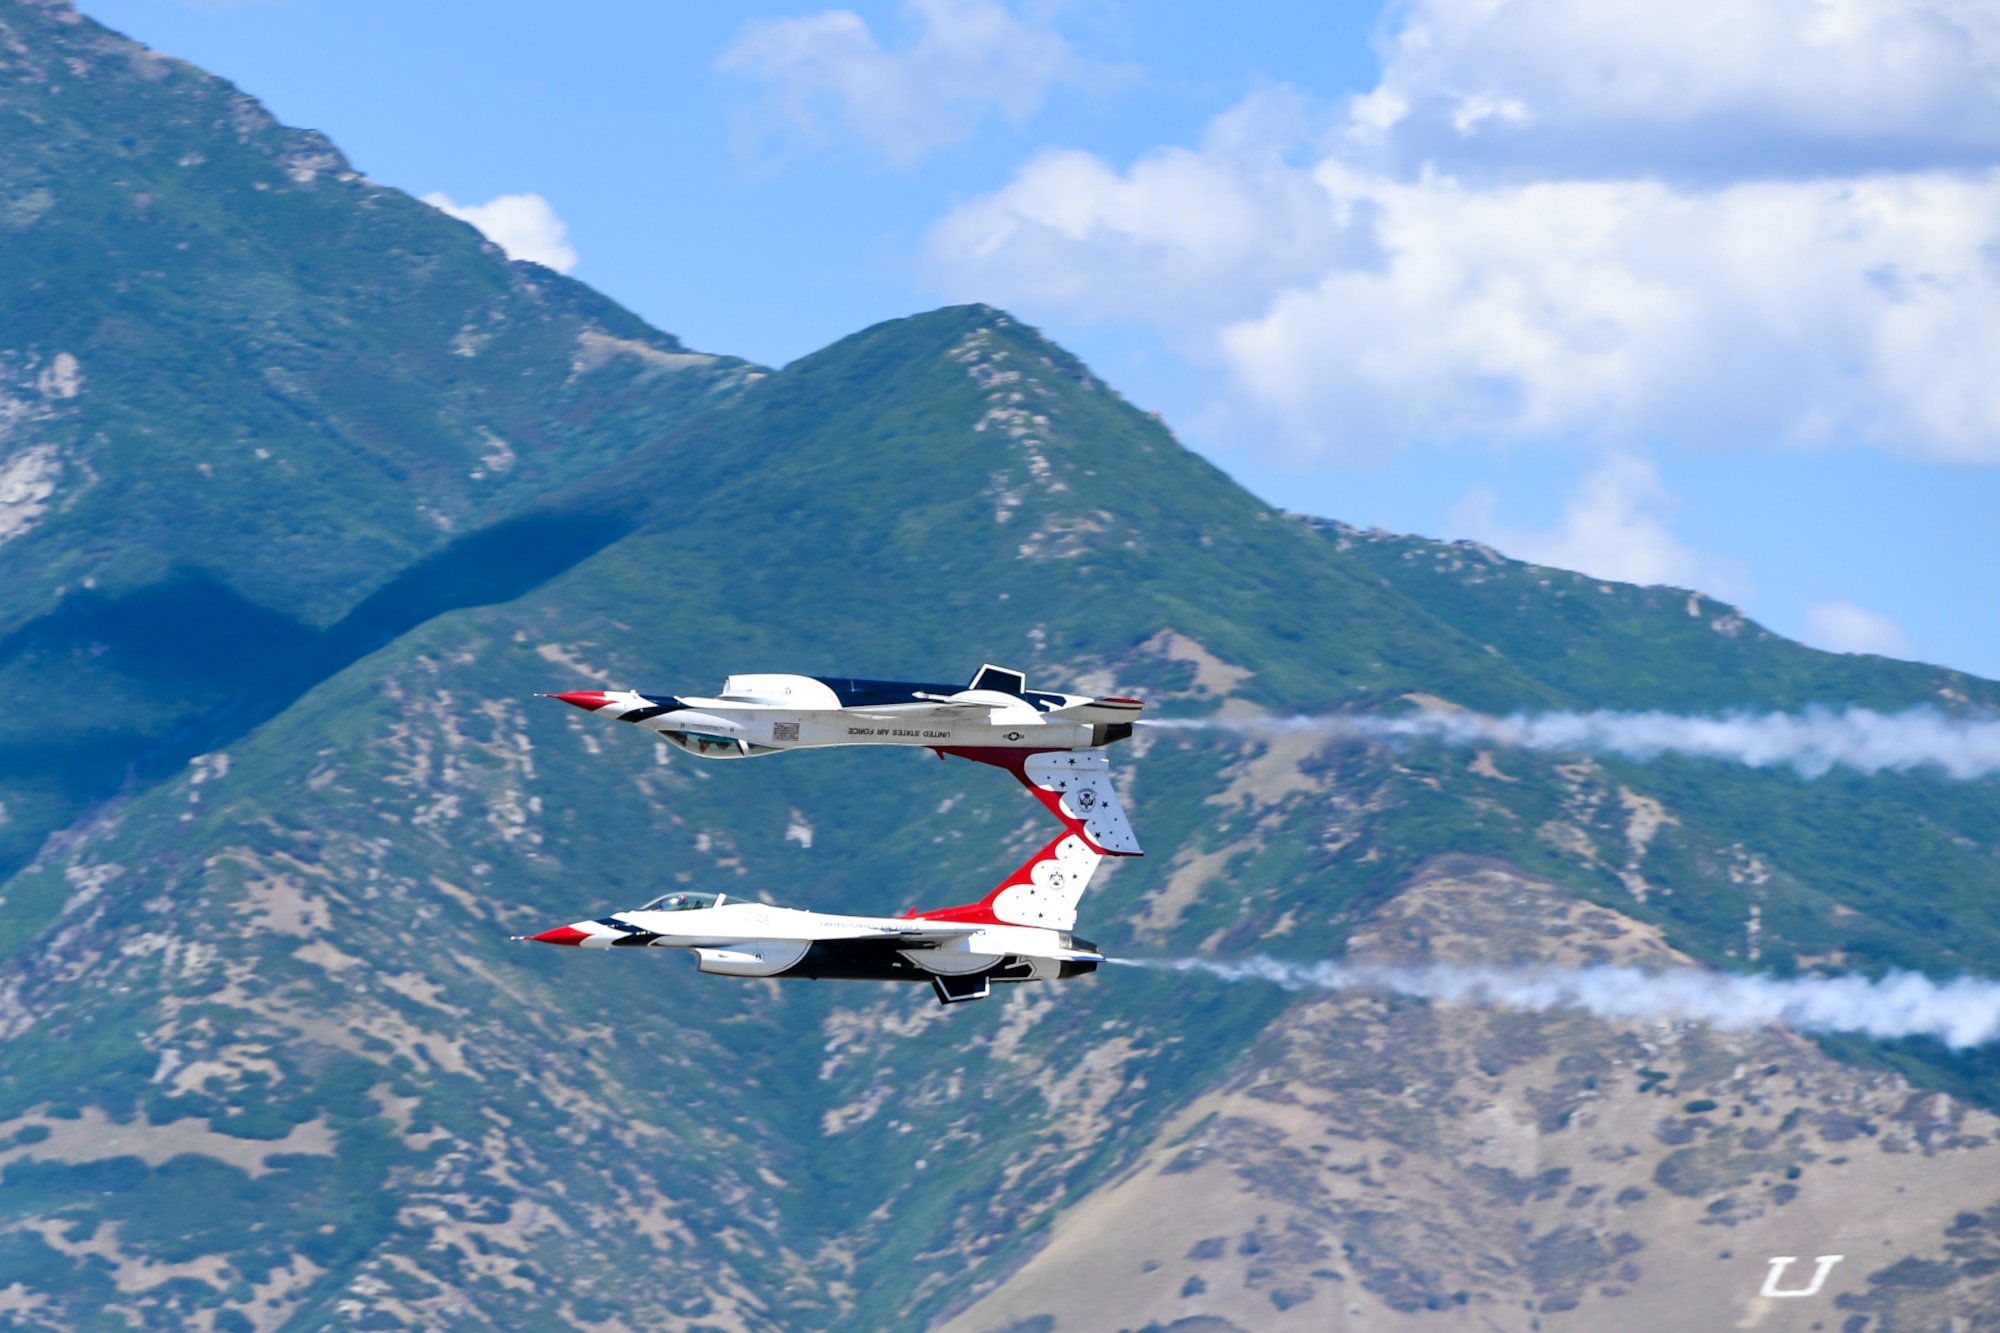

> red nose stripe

[
  {"left": 550, "top": 691, "right": 613, "bottom": 712},
  {"left": 529, "top": 925, "right": 591, "bottom": 946}
]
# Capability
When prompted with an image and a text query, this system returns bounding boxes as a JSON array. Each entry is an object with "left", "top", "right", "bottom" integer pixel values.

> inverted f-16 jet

[
  {"left": 548, "top": 662, "right": 1142, "bottom": 766},
  {"left": 525, "top": 748, "right": 1140, "bottom": 1004}
]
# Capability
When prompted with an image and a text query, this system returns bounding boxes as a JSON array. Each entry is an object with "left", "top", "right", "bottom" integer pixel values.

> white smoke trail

[
  {"left": 1109, "top": 956, "right": 2000, "bottom": 1048},
  {"left": 1145, "top": 705, "right": 2000, "bottom": 779}
]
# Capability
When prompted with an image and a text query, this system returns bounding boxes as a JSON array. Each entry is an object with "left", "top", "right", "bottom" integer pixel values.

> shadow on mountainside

[{"left": 0, "top": 500, "right": 646, "bottom": 901}]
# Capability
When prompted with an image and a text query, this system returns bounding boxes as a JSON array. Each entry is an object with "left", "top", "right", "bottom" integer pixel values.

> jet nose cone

[
  {"left": 549, "top": 691, "right": 612, "bottom": 712},
  {"left": 528, "top": 925, "right": 591, "bottom": 946}
]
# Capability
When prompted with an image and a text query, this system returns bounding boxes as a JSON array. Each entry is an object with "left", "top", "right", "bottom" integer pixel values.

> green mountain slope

[
  {"left": 0, "top": 299, "right": 1996, "bottom": 1331},
  {"left": 5, "top": 5, "right": 2000, "bottom": 1328},
  {"left": 1321, "top": 518, "right": 1986, "bottom": 711},
  {"left": 0, "top": 0, "right": 755, "bottom": 882},
  {"left": 942, "top": 862, "right": 2000, "bottom": 1333}
]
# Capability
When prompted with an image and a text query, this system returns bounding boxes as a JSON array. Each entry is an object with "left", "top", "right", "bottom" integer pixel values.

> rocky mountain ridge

[
  {"left": 945, "top": 859, "right": 2000, "bottom": 1332},
  {"left": 0, "top": 0, "right": 756, "bottom": 889},
  {"left": 1, "top": 3, "right": 1998, "bottom": 1330}
]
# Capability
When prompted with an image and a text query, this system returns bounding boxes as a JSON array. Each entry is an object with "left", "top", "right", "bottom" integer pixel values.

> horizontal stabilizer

[{"left": 1044, "top": 697, "right": 1145, "bottom": 725}]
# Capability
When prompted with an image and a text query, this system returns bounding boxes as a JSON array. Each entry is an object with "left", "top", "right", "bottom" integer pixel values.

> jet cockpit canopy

[
  {"left": 661, "top": 731, "right": 777, "bottom": 759},
  {"left": 638, "top": 892, "right": 725, "bottom": 912}
]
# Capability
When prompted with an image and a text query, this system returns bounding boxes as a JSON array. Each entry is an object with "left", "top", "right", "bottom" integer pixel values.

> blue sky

[{"left": 80, "top": 0, "right": 2000, "bottom": 681}]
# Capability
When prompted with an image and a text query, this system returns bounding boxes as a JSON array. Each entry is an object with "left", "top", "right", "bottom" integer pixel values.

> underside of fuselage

[
  {"left": 548, "top": 921, "right": 1101, "bottom": 1005},
  {"left": 774, "top": 936, "right": 1099, "bottom": 984},
  {"left": 773, "top": 937, "right": 1100, "bottom": 1005},
  {"left": 546, "top": 664, "right": 1143, "bottom": 761}
]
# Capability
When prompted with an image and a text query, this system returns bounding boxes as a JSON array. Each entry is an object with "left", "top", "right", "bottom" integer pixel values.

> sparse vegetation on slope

[
  {"left": 2, "top": 5, "right": 1998, "bottom": 1328},
  {"left": 0, "top": 0, "right": 755, "bottom": 883}
]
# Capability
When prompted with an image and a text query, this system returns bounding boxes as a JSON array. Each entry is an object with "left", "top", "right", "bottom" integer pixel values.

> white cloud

[
  {"left": 1803, "top": 600, "right": 1918, "bottom": 658},
  {"left": 929, "top": 90, "right": 1371, "bottom": 326},
  {"left": 719, "top": 0, "right": 1097, "bottom": 165},
  {"left": 931, "top": 140, "right": 2000, "bottom": 464},
  {"left": 1356, "top": 0, "right": 2000, "bottom": 169},
  {"left": 1225, "top": 167, "right": 2000, "bottom": 461},
  {"left": 927, "top": 0, "right": 2000, "bottom": 471},
  {"left": 422, "top": 192, "right": 578, "bottom": 274},
  {"left": 1446, "top": 455, "right": 1711, "bottom": 589}
]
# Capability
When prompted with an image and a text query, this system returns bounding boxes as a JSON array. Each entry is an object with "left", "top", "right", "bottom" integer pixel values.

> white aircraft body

[
  {"left": 526, "top": 750, "right": 1140, "bottom": 1003},
  {"left": 548, "top": 663, "right": 1142, "bottom": 805}
]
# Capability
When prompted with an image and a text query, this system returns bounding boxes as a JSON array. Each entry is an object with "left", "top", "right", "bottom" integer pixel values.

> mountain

[
  {"left": 0, "top": 0, "right": 755, "bottom": 891},
  {"left": 7, "top": 307, "right": 1999, "bottom": 1332},
  {"left": 943, "top": 859, "right": 2000, "bottom": 1333},
  {"left": 4, "top": 3, "right": 2000, "bottom": 1331}
]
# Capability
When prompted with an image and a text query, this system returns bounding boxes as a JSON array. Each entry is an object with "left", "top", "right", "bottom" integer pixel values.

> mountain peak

[
  {"left": 0, "top": 0, "right": 753, "bottom": 881},
  {"left": 830, "top": 303, "right": 1113, "bottom": 396},
  {"left": 7, "top": 10, "right": 2000, "bottom": 1332}
]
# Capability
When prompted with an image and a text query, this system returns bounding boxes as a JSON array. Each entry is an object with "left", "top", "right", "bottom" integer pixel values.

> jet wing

[
  {"left": 881, "top": 924, "right": 986, "bottom": 946},
  {"left": 843, "top": 700, "right": 990, "bottom": 722}
]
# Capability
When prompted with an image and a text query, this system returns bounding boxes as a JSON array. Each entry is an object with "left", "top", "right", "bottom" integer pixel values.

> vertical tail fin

[
  {"left": 918, "top": 748, "right": 1141, "bottom": 930},
  {"left": 968, "top": 663, "right": 1028, "bottom": 695},
  {"left": 932, "top": 748, "right": 1142, "bottom": 855},
  {"left": 924, "top": 827, "right": 1103, "bottom": 930},
  {"left": 1015, "top": 750, "right": 1141, "bottom": 856}
]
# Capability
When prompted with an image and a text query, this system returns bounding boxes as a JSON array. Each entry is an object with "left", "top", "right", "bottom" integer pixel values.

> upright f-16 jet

[{"left": 528, "top": 666, "right": 1144, "bottom": 1003}]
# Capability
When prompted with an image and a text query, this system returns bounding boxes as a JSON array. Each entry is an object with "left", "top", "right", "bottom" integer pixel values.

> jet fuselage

[
  {"left": 549, "top": 668, "right": 1141, "bottom": 761},
  {"left": 531, "top": 667, "right": 1142, "bottom": 1003},
  {"left": 531, "top": 893, "right": 1101, "bottom": 1005}
]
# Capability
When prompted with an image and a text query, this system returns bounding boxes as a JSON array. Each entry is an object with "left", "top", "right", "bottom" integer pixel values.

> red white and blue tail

[{"left": 921, "top": 749, "right": 1141, "bottom": 931}]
